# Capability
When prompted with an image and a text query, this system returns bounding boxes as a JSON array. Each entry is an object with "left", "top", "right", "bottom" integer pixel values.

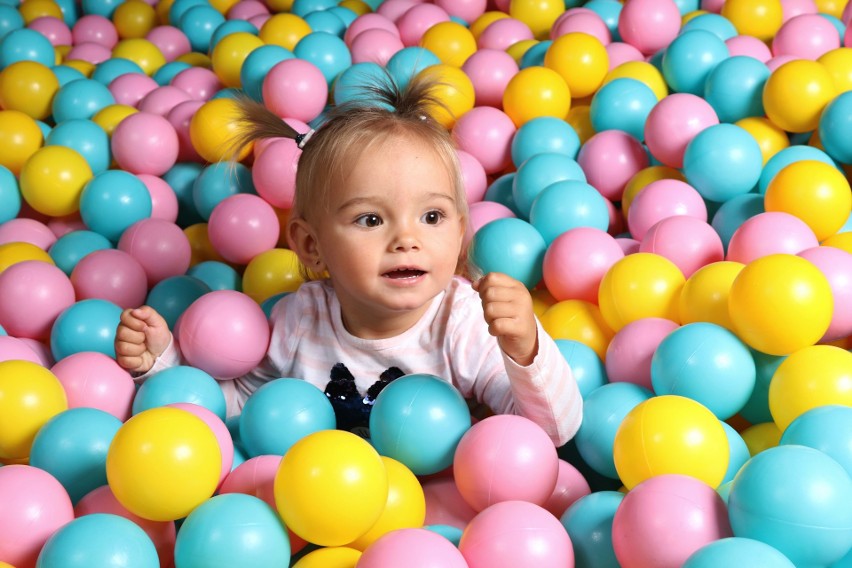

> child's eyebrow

[{"left": 337, "top": 192, "right": 456, "bottom": 212}]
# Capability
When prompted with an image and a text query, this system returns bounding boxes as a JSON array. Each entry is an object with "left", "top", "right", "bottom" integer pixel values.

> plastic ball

[
  {"left": 529, "top": 180, "right": 610, "bottom": 245},
  {"left": 178, "top": 4, "right": 224, "bottom": 53},
  {"left": 758, "top": 144, "right": 836, "bottom": 193},
  {"left": 684, "top": 537, "right": 795, "bottom": 568},
  {"left": 799, "top": 245, "right": 852, "bottom": 341},
  {"left": 604, "top": 60, "right": 669, "bottom": 101},
  {"left": 539, "top": 299, "right": 614, "bottom": 360},
  {"left": 721, "top": 0, "right": 783, "bottom": 41},
  {"left": 510, "top": 117, "right": 580, "bottom": 170},
  {"left": 779, "top": 405, "right": 852, "bottom": 480},
  {"left": 144, "top": 276, "right": 209, "bottom": 331},
  {"left": 48, "top": 230, "right": 112, "bottom": 276},
  {"left": 543, "top": 227, "right": 623, "bottom": 304},
  {"left": 50, "top": 298, "right": 122, "bottom": 361},
  {"left": 207, "top": 193, "right": 279, "bottom": 265},
  {"left": 544, "top": 457, "right": 592, "bottom": 519},
  {"left": 641, "top": 215, "right": 725, "bottom": 278},
  {"left": 457, "top": 48, "right": 517, "bottom": 108},
  {"left": 116, "top": 218, "right": 190, "bottom": 288},
  {"left": 69, "top": 248, "right": 146, "bottom": 308},
  {"left": 512, "top": 152, "right": 587, "bottom": 218},
  {"left": 544, "top": 31, "right": 609, "bottom": 98},
  {"left": 37, "top": 513, "right": 159, "bottom": 567},
  {"left": 0, "top": 218, "right": 55, "bottom": 250},
  {"left": 49, "top": 351, "right": 133, "bottom": 421},
  {"left": 628, "top": 177, "right": 710, "bottom": 241},
  {"left": 0, "top": 335, "right": 43, "bottom": 365},
  {"left": 0, "top": 260, "right": 75, "bottom": 340},
  {"left": 500, "top": 65, "right": 571, "bottom": 128},
  {"left": 79, "top": 170, "right": 152, "bottom": 243},
  {"left": 561, "top": 491, "right": 624, "bottom": 568},
  {"left": 577, "top": 129, "right": 649, "bottom": 201},
  {"left": 703, "top": 56, "right": 770, "bottom": 124},
  {"left": 470, "top": 217, "right": 547, "bottom": 289},
  {"left": 686, "top": 123, "right": 764, "bottom": 201},
  {"left": 187, "top": 260, "right": 240, "bottom": 291},
  {"left": 644, "top": 93, "right": 720, "bottom": 168},
  {"left": 44, "top": 118, "right": 109, "bottom": 176},
  {"left": 728, "top": 253, "right": 832, "bottom": 355},
  {"left": 416, "top": 63, "right": 475, "bottom": 129},
  {"left": 726, "top": 211, "right": 819, "bottom": 263},
  {"left": 0, "top": 241, "right": 54, "bottom": 275},
  {"left": 763, "top": 59, "right": 837, "bottom": 133},
  {"left": 612, "top": 474, "right": 733, "bottom": 568},
  {"left": 187, "top": 97, "right": 252, "bottom": 163},
  {"left": 210, "top": 31, "right": 263, "bottom": 87},
  {"left": 0, "top": 166, "right": 20, "bottom": 224},
  {"left": 110, "top": 111, "right": 179, "bottom": 176},
  {"left": 131, "top": 365, "right": 225, "bottom": 421},
  {"left": 52, "top": 78, "right": 117, "bottom": 123},
  {"left": 0, "top": 27, "right": 55, "bottom": 68},
  {"left": 604, "top": 317, "right": 678, "bottom": 390},
  {"left": 167, "top": 402, "right": 232, "bottom": 487},
  {"left": 773, "top": 13, "right": 839, "bottom": 59},
  {"left": 679, "top": 260, "right": 745, "bottom": 329},
  {"left": 239, "top": 45, "right": 293, "bottom": 102},
  {"left": 19, "top": 145, "right": 93, "bottom": 217},
  {"left": 0, "top": 60, "right": 59, "bottom": 120},
  {"left": 191, "top": 161, "right": 253, "bottom": 221},
  {"left": 459, "top": 500, "right": 574, "bottom": 568},
  {"left": 291, "top": 546, "right": 361, "bottom": 567},
  {"left": 451, "top": 106, "right": 516, "bottom": 175},
  {"left": 0, "top": 114, "right": 43, "bottom": 180},
  {"left": 589, "top": 77, "right": 656, "bottom": 141},
  {"left": 353, "top": 527, "right": 462, "bottom": 567},
  {"left": 617, "top": 0, "right": 682, "bottom": 55},
  {"left": 219, "top": 454, "right": 281, "bottom": 510}
]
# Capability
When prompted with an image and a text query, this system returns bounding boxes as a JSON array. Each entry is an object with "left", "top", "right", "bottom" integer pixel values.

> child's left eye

[{"left": 422, "top": 210, "right": 444, "bottom": 225}]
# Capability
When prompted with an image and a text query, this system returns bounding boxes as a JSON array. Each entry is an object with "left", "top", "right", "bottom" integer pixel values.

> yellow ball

[
  {"left": 0, "top": 242, "right": 54, "bottom": 274},
  {"left": 156, "top": 0, "right": 175, "bottom": 24},
  {"left": 815, "top": 0, "right": 848, "bottom": 18},
  {"left": 539, "top": 299, "right": 614, "bottom": 360},
  {"left": 420, "top": 21, "right": 477, "bottom": 68},
  {"left": 18, "top": 0, "right": 63, "bottom": 23},
  {"left": 339, "top": 0, "right": 370, "bottom": 16},
  {"left": 720, "top": 0, "right": 783, "bottom": 42},
  {"left": 469, "top": 11, "right": 511, "bottom": 40},
  {"left": 274, "top": 430, "right": 388, "bottom": 547},
  {"left": 259, "top": 14, "right": 311, "bottom": 52},
  {"left": 763, "top": 59, "right": 837, "bottom": 133},
  {"left": 603, "top": 61, "right": 668, "bottom": 101},
  {"left": 417, "top": 63, "right": 475, "bottom": 129},
  {"left": 729, "top": 254, "right": 833, "bottom": 355},
  {"left": 544, "top": 32, "right": 609, "bottom": 99},
  {"left": 211, "top": 31, "right": 265, "bottom": 88},
  {"left": 506, "top": 39, "right": 539, "bottom": 64},
  {"left": 598, "top": 253, "right": 685, "bottom": 332},
  {"left": 0, "top": 61, "right": 60, "bottom": 120},
  {"left": 208, "top": 0, "right": 239, "bottom": 15},
  {"left": 61, "top": 58, "right": 96, "bottom": 76},
  {"left": 189, "top": 98, "right": 253, "bottom": 164},
  {"left": 292, "top": 547, "right": 362, "bottom": 568},
  {"left": 822, "top": 231, "right": 852, "bottom": 254},
  {"left": 502, "top": 65, "right": 571, "bottom": 127},
  {"left": 346, "top": 457, "right": 426, "bottom": 551},
  {"left": 19, "top": 145, "right": 93, "bottom": 217},
  {"left": 566, "top": 104, "right": 594, "bottom": 144},
  {"left": 621, "top": 165, "right": 685, "bottom": 215},
  {"left": 106, "top": 406, "right": 222, "bottom": 521},
  {"left": 739, "top": 421, "right": 782, "bottom": 456},
  {"left": 184, "top": 223, "right": 228, "bottom": 266},
  {"left": 735, "top": 116, "right": 789, "bottom": 165},
  {"left": 613, "top": 395, "right": 730, "bottom": 489},
  {"left": 679, "top": 261, "right": 746, "bottom": 331},
  {"left": 0, "top": 109, "right": 44, "bottom": 176},
  {"left": 510, "top": 0, "right": 565, "bottom": 40},
  {"left": 764, "top": 159, "right": 852, "bottom": 241},
  {"left": 768, "top": 344, "right": 852, "bottom": 431},
  {"left": 92, "top": 104, "right": 139, "bottom": 136},
  {"left": 264, "top": 0, "right": 295, "bottom": 12},
  {"left": 242, "top": 248, "right": 304, "bottom": 304},
  {"left": 113, "top": 0, "right": 157, "bottom": 39},
  {"left": 176, "top": 52, "right": 212, "bottom": 68},
  {"left": 818, "top": 47, "right": 852, "bottom": 93},
  {"left": 112, "top": 38, "right": 166, "bottom": 75},
  {"left": 531, "top": 287, "right": 557, "bottom": 317},
  {"left": 0, "top": 360, "right": 67, "bottom": 461}
]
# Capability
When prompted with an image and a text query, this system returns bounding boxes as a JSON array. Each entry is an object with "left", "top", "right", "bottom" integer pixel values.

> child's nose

[{"left": 391, "top": 224, "right": 420, "bottom": 251}]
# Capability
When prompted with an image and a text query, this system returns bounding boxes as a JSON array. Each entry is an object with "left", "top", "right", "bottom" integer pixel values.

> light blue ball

[
  {"left": 424, "top": 524, "right": 463, "bottom": 546},
  {"left": 48, "top": 230, "right": 113, "bottom": 275},
  {"left": 163, "top": 162, "right": 204, "bottom": 227},
  {"left": 80, "top": 0, "right": 122, "bottom": 17},
  {"left": 152, "top": 61, "right": 192, "bottom": 86},
  {"left": 0, "top": 4, "right": 24, "bottom": 41},
  {"left": 0, "top": 27, "right": 54, "bottom": 68},
  {"left": 370, "top": 373, "right": 472, "bottom": 476},
  {"left": 46, "top": 118, "right": 111, "bottom": 175},
  {"left": 52, "top": 78, "right": 116, "bottom": 123},
  {"left": 240, "top": 44, "right": 293, "bottom": 102},
  {"left": 304, "top": 8, "right": 346, "bottom": 37},
  {"left": 53, "top": 0, "right": 78, "bottom": 25},
  {"left": 260, "top": 292, "right": 288, "bottom": 319},
  {"left": 519, "top": 39, "right": 551, "bottom": 68},
  {"left": 683, "top": 537, "right": 795, "bottom": 568},
  {"left": 470, "top": 217, "right": 547, "bottom": 289},
  {"left": 327, "top": 6, "right": 356, "bottom": 27},
  {"left": 683, "top": 123, "right": 763, "bottom": 202},
  {"left": 386, "top": 46, "right": 440, "bottom": 91},
  {"left": 291, "top": 0, "right": 337, "bottom": 17},
  {"left": 187, "top": 260, "right": 242, "bottom": 291},
  {"left": 838, "top": 210, "right": 852, "bottom": 234},
  {"left": 529, "top": 180, "right": 610, "bottom": 245},
  {"left": 757, "top": 145, "right": 837, "bottom": 194},
  {"left": 483, "top": 172, "right": 520, "bottom": 215},
  {"left": 333, "top": 61, "right": 388, "bottom": 106},
  {"left": 239, "top": 378, "right": 336, "bottom": 457},
  {"left": 704, "top": 56, "right": 770, "bottom": 123},
  {"left": 662, "top": 29, "right": 729, "bottom": 95},
  {"left": 513, "top": 152, "right": 586, "bottom": 219},
  {"left": 36, "top": 118, "right": 51, "bottom": 139},
  {"left": 0, "top": 164, "right": 20, "bottom": 223},
  {"left": 37, "top": 514, "right": 159, "bottom": 568},
  {"left": 29, "top": 407, "right": 122, "bottom": 504},
  {"left": 294, "top": 31, "right": 352, "bottom": 87},
  {"left": 80, "top": 170, "right": 152, "bottom": 242},
  {"left": 132, "top": 365, "right": 227, "bottom": 421},
  {"left": 192, "top": 161, "right": 255, "bottom": 220},
  {"left": 728, "top": 445, "right": 852, "bottom": 568},
  {"left": 710, "top": 193, "right": 764, "bottom": 252},
  {"left": 651, "top": 322, "right": 756, "bottom": 420},
  {"left": 210, "top": 87, "right": 241, "bottom": 100},
  {"left": 780, "top": 405, "right": 852, "bottom": 477},
  {"left": 560, "top": 491, "right": 624, "bottom": 568},
  {"left": 590, "top": 77, "right": 657, "bottom": 141},
  {"left": 555, "top": 339, "right": 607, "bottom": 399},
  {"left": 574, "top": 382, "right": 653, "bottom": 479},
  {"left": 583, "top": 0, "right": 622, "bottom": 41},
  {"left": 209, "top": 19, "right": 257, "bottom": 48},
  {"left": 179, "top": 4, "right": 225, "bottom": 53},
  {"left": 91, "top": 58, "right": 145, "bottom": 85},
  {"left": 511, "top": 116, "right": 581, "bottom": 167},
  {"left": 145, "top": 275, "right": 212, "bottom": 330},
  {"left": 175, "top": 494, "right": 290, "bottom": 568},
  {"left": 53, "top": 64, "right": 87, "bottom": 86},
  {"left": 819, "top": 90, "right": 852, "bottom": 165},
  {"left": 738, "top": 349, "right": 785, "bottom": 425},
  {"left": 680, "top": 12, "right": 738, "bottom": 40},
  {"left": 0, "top": 322, "right": 5, "bottom": 335},
  {"left": 169, "top": 0, "right": 206, "bottom": 25},
  {"left": 50, "top": 298, "right": 122, "bottom": 361},
  {"left": 720, "top": 421, "right": 750, "bottom": 485}
]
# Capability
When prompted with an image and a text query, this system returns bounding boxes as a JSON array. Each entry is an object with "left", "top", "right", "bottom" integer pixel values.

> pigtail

[{"left": 225, "top": 94, "right": 307, "bottom": 162}]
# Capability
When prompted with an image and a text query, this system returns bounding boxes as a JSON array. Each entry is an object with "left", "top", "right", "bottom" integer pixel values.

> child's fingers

[
  {"left": 115, "top": 354, "right": 142, "bottom": 372},
  {"left": 115, "top": 324, "right": 146, "bottom": 345},
  {"left": 115, "top": 339, "right": 146, "bottom": 357},
  {"left": 119, "top": 309, "right": 147, "bottom": 331}
]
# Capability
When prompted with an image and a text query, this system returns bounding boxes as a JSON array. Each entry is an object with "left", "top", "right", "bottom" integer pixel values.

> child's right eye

[{"left": 355, "top": 214, "right": 382, "bottom": 227}]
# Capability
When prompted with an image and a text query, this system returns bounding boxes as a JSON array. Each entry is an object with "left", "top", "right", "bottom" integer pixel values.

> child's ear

[{"left": 287, "top": 218, "right": 324, "bottom": 271}]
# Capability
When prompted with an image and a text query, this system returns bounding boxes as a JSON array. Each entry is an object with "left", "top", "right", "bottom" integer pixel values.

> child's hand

[
  {"left": 472, "top": 272, "right": 538, "bottom": 366},
  {"left": 115, "top": 306, "right": 172, "bottom": 374}
]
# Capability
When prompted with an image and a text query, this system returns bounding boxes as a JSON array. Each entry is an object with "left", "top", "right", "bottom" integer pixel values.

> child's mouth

[{"left": 384, "top": 268, "right": 425, "bottom": 279}]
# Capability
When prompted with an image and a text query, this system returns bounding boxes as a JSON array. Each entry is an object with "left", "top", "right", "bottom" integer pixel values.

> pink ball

[
  {"left": 262, "top": 58, "right": 328, "bottom": 124},
  {"left": 781, "top": 0, "right": 818, "bottom": 21},
  {"left": 146, "top": 25, "right": 191, "bottom": 62},
  {"left": 543, "top": 227, "right": 625, "bottom": 303},
  {"left": 377, "top": 0, "right": 422, "bottom": 23},
  {"left": 799, "top": 246, "right": 852, "bottom": 341},
  {"left": 219, "top": 454, "right": 282, "bottom": 509},
  {"left": 47, "top": 214, "right": 86, "bottom": 238},
  {"left": 639, "top": 216, "right": 724, "bottom": 278},
  {"left": 0, "top": 217, "right": 56, "bottom": 249},
  {"left": 138, "top": 85, "right": 193, "bottom": 116},
  {"left": 0, "top": 465, "right": 74, "bottom": 568},
  {"left": 726, "top": 211, "right": 819, "bottom": 263},
  {"left": 28, "top": 16, "right": 72, "bottom": 46},
  {"left": 0, "top": 335, "right": 42, "bottom": 364},
  {"left": 453, "top": 414, "right": 559, "bottom": 512},
  {"left": 627, "top": 179, "right": 708, "bottom": 241},
  {"left": 844, "top": 0, "right": 852, "bottom": 25},
  {"left": 74, "top": 485, "right": 176, "bottom": 566},
  {"left": 166, "top": 99, "right": 205, "bottom": 162},
  {"left": 246, "top": 12, "right": 269, "bottom": 28},
  {"left": 452, "top": 106, "right": 516, "bottom": 174},
  {"left": 726, "top": 35, "right": 773, "bottom": 61},
  {"left": 615, "top": 236, "right": 641, "bottom": 255},
  {"left": 606, "top": 41, "right": 645, "bottom": 68},
  {"left": 644, "top": 93, "right": 720, "bottom": 168},
  {"left": 765, "top": 53, "right": 800, "bottom": 71},
  {"left": 543, "top": 459, "right": 591, "bottom": 518},
  {"left": 207, "top": 194, "right": 279, "bottom": 265},
  {"left": 605, "top": 317, "right": 680, "bottom": 389},
  {"left": 577, "top": 130, "right": 649, "bottom": 202},
  {"left": 618, "top": 0, "right": 682, "bottom": 55},
  {"left": 20, "top": 338, "right": 54, "bottom": 366},
  {"left": 175, "top": 289, "right": 271, "bottom": 379},
  {"left": 111, "top": 112, "right": 179, "bottom": 176},
  {"left": 359, "top": 528, "right": 469, "bottom": 568},
  {"left": 72, "top": 14, "right": 118, "bottom": 48},
  {"left": 457, "top": 149, "right": 488, "bottom": 203},
  {"left": 117, "top": 218, "right": 191, "bottom": 287},
  {"left": 459, "top": 501, "right": 575, "bottom": 568},
  {"left": 350, "top": 28, "right": 404, "bottom": 66},
  {"left": 108, "top": 72, "right": 159, "bottom": 107},
  {"left": 137, "top": 174, "right": 179, "bottom": 222},
  {"left": 612, "top": 474, "right": 733, "bottom": 568},
  {"left": 846, "top": 23, "right": 852, "bottom": 47},
  {"left": 251, "top": 137, "right": 300, "bottom": 210},
  {"left": 422, "top": 476, "right": 478, "bottom": 529},
  {"left": 772, "top": 13, "right": 840, "bottom": 59},
  {"left": 70, "top": 248, "right": 148, "bottom": 309},
  {"left": 477, "top": 17, "right": 534, "bottom": 51},
  {"left": 227, "top": 0, "right": 269, "bottom": 21},
  {"left": 168, "top": 403, "right": 234, "bottom": 486},
  {"left": 343, "top": 12, "right": 399, "bottom": 47},
  {"left": 435, "top": 0, "right": 487, "bottom": 24},
  {"left": 66, "top": 41, "right": 112, "bottom": 64},
  {"left": 51, "top": 351, "right": 135, "bottom": 421},
  {"left": 171, "top": 66, "right": 223, "bottom": 101},
  {"left": 461, "top": 48, "right": 519, "bottom": 108},
  {"left": 0, "top": 261, "right": 75, "bottom": 340},
  {"left": 466, "top": 200, "right": 516, "bottom": 246},
  {"left": 396, "top": 3, "right": 450, "bottom": 46},
  {"left": 551, "top": 10, "right": 611, "bottom": 44}
]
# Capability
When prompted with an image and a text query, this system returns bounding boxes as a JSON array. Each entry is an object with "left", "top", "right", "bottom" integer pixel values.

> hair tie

[{"left": 295, "top": 129, "right": 315, "bottom": 149}]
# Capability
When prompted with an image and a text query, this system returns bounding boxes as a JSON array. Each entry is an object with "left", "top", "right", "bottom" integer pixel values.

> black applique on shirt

[{"left": 324, "top": 363, "right": 405, "bottom": 437}]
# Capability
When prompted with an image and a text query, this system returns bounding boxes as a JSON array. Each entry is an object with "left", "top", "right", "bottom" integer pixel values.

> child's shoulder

[{"left": 268, "top": 280, "right": 334, "bottom": 319}]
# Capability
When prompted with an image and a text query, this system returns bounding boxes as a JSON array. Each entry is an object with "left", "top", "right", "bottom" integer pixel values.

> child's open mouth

[{"left": 384, "top": 268, "right": 426, "bottom": 279}]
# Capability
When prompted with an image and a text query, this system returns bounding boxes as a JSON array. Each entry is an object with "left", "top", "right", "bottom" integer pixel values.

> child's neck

[{"left": 338, "top": 298, "right": 435, "bottom": 340}]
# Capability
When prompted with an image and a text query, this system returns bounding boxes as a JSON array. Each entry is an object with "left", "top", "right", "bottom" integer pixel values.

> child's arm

[
  {"left": 472, "top": 272, "right": 538, "bottom": 366},
  {"left": 114, "top": 306, "right": 173, "bottom": 374}
]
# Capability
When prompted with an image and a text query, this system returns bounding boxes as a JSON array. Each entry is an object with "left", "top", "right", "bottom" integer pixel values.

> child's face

[{"left": 307, "top": 135, "right": 466, "bottom": 336}]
